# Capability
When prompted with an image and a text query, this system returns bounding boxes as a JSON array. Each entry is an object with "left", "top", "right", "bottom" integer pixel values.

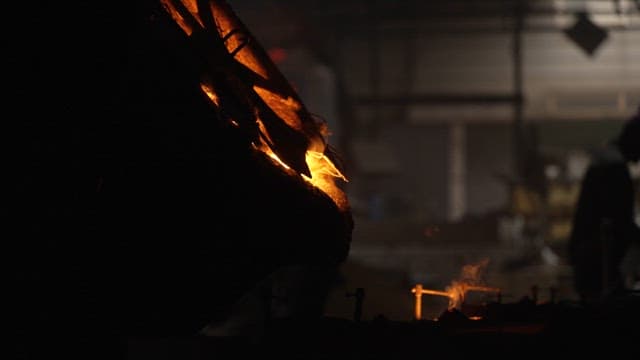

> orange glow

[
  {"left": 253, "top": 86, "right": 304, "bottom": 134},
  {"left": 444, "top": 283, "right": 501, "bottom": 310},
  {"left": 258, "top": 146, "right": 349, "bottom": 211},
  {"left": 411, "top": 259, "right": 500, "bottom": 320},
  {"left": 302, "top": 151, "right": 349, "bottom": 210},
  {"left": 268, "top": 47, "right": 288, "bottom": 64},
  {"left": 252, "top": 105, "right": 348, "bottom": 210},
  {"left": 444, "top": 258, "right": 499, "bottom": 309},
  {"left": 200, "top": 83, "right": 219, "bottom": 106},
  {"left": 160, "top": 0, "right": 349, "bottom": 212},
  {"left": 208, "top": 0, "right": 269, "bottom": 80},
  {"left": 160, "top": 0, "right": 202, "bottom": 35},
  {"left": 411, "top": 284, "right": 450, "bottom": 320}
]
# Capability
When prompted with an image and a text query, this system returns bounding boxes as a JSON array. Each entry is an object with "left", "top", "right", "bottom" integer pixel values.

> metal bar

[
  {"left": 353, "top": 94, "right": 522, "bottom": 106},
  {"left": 368, "top": 0, "right": 381, "bottom": 138},
  {"left": 512, "top": 0, "right": 525, "bottom": 181}
]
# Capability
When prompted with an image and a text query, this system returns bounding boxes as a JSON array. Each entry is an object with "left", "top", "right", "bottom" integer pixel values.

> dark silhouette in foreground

[
  {"left": 568, "top": 108, "right": 640, "bottom": 304},
  {"left": 13, "top": 1, "right": 351, "bottom": 358}
]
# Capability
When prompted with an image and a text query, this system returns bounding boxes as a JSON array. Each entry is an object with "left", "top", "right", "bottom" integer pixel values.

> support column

[{"left": 448, "top": 122, "right": 466, "bottom": 223}]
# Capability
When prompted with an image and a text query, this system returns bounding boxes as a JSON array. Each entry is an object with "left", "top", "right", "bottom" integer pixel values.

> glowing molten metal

[
  {"left": 411, "top": 259, "right": 500, "bottom": 320},
  {"left": 162, "top": 0, "right": 349, "bottom": 211}
]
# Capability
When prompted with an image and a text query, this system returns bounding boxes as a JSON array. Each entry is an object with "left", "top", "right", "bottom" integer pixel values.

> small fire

[
  {"left": 256, "top": 143, "right": 349, "bottom": 210},
  {"left": 302, "top": 151, "right": 349, "bottom": 209},
  {"left": 411, "top": 259, "right": 500, "bottom": 320},
  {"left": 445, "top": 258, "right": 499, "bottom": 309},
  {"left": 251, "top": 86, "right": 349, "bottom": 211}
]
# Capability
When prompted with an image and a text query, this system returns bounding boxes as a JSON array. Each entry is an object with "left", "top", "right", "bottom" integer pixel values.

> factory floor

[
  {"left": 323, "top": 216, "right": 582, "bottom": 322},
  {"left": 125, "top": 298, "right": 640, "bottom": 359}
]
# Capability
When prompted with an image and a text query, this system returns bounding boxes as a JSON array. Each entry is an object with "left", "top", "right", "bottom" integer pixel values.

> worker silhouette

[{"left": 568, "top": 108, "right": 640, "bottom": 304}]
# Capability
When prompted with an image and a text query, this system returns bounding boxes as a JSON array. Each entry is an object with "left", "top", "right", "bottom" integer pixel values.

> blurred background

[{"left": 231, "top": 0, "right": 640, "bottom": 321}]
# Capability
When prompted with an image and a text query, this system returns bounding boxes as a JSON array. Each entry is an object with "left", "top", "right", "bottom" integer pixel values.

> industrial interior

[
  {"left": 228, "top": 0, "right": 640, "bottom": 319},
  {"left": 13, "top": 0, "right": 640, "bottom": 359}
]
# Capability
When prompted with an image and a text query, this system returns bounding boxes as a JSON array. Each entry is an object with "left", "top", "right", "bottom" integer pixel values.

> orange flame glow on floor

[{"left": 411, "top": 259, "right": 500, "bottom": 320}]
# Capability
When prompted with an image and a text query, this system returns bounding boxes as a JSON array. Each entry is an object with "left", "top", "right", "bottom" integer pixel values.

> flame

[
  {"left": 303, "top": 151, "right": 349, "bottom": 210},
  {"left": 256, "top": 141, "right": 349, "bottom": 211},
  {"left": 252, "top": 85, "right": 348, "bottom": 209},
  {"left": 253, "top": 86, "right": 304, "bottom": 134},
  {"left": 161, "top": 0, "right": 202, "bottom": 35},
  {"left": 444, "top": 258, "right": 498, "bottom": 309},
  {"left": 200, "top": 83, "right": 219, "bottom": 106},
  {"left": 246, "top": 90, "right": 348, "bottom": 210},
  {"left": 411, "top": 259, "right": 500, "bottom": 319},
  {"left": 162, "top": 0, "right": 349, "bottom": 211}
]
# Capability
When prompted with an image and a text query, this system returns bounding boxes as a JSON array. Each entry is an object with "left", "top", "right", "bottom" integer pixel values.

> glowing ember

[
  {"left": 302, "top": 151, "right": 349, "bottom": 210},
  {"left": 411, "top": 259, "right": 500, "bottom": 320}
]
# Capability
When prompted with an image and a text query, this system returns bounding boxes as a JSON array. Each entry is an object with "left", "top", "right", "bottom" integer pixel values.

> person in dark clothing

[{"left": 568, "top": 108, "right": 640, "bottom": 304}]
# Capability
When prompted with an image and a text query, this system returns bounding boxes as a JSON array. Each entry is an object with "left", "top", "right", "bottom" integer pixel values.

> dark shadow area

[
  {"left": 568, "top": 111, "right": 640, "bottom": 303},
  {"left": 11, "top": 1, "right": 351, "bottom": 358},
  {"left": 10, "top": 2, "right": 640, "bottom": 359}
]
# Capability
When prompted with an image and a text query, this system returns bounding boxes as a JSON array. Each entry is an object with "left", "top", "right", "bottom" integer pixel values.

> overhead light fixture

[{"left": 563, "top": 11, "right": 609, "bottom": 57}]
